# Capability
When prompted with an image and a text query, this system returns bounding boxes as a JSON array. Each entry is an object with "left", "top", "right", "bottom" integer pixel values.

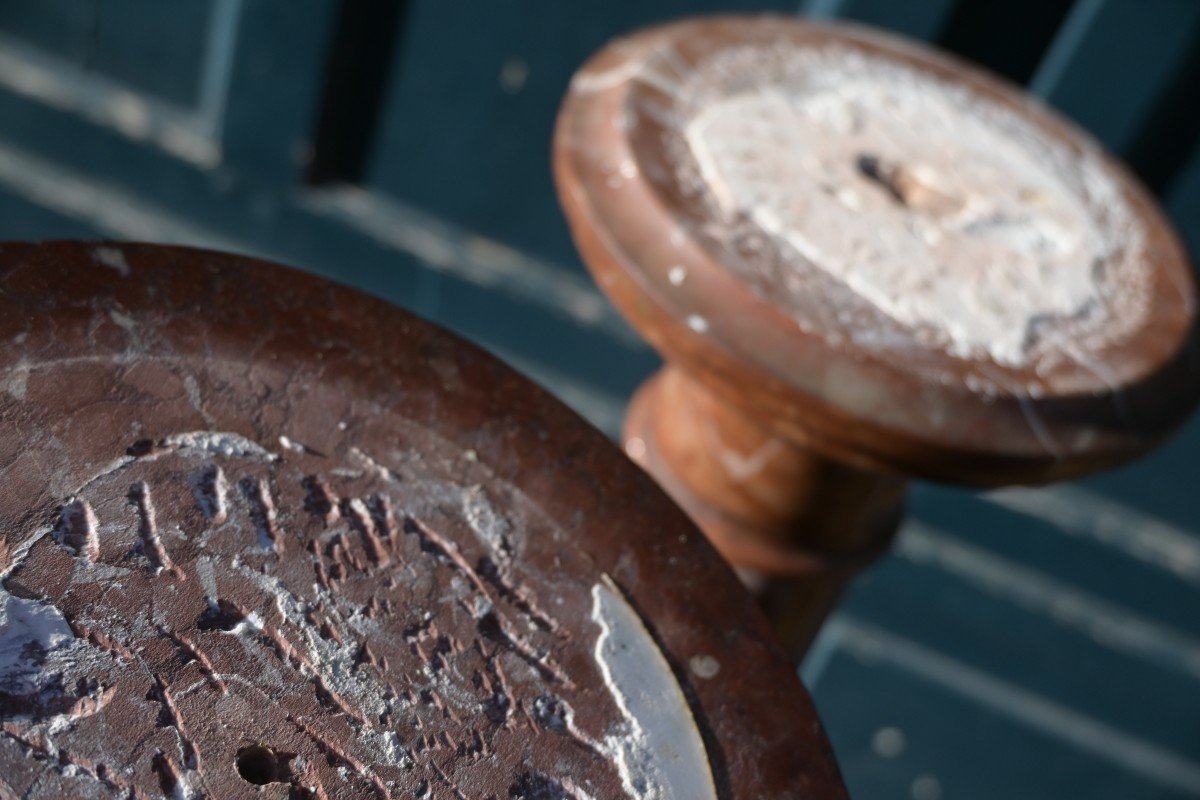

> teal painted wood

[
  {"left": 0, "top": 187, "right": 101, "bottom": 239},
  {"left": 1029, "top": 0, "right": 1200, "bottom": 154},
  {"left": 1168, "top": 141, "right": 1200, "bottom": 258},
  {"left": 0, "top": 0, "right": 215, "bottom": 107},
  {"left": 910, "top": 484, "right": 1200, "bottom": 641},
  {"left": 810, "top": 623, "right": 1200, "bottom": 800},
  {"left": 836, "top": 534, "right": 1200, "bottom": 756},
  {"left": 934, "top": 0, "right": 1076, "bottom": 84},
  {"left": 1075, "top": 416, "right": 1200, "bottom": 543},
  {"left": 366, "top": 0, "right": 800, "bottom": 271},
  {"left": 800, "top": 0, "right": 959, "bottom": 40},
  {"left": 219, "top": 0, "right": 341, "bottom": 183}
]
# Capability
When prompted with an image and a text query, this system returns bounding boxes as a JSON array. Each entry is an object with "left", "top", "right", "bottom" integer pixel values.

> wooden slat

[
  {"left": 0, "top": 0, "right": 215, "bottom": 107},
  {"left": 800, "top": 0, "right": 959, "bottom": 40},
  {"left": 218, "top": 0, "right": 341, "bottom": 183},
  {"left": 1166, "top": 141, "right": 1200, "bottom": 260},
  {"left": 936, "top": 0, "right": 1076, "bottom": 85},
  {"left": 813, "top": 616, "right": 1200, "bottom": 800},
  {"left": 364, "top": 0, "right": 799, "bottom": 271},
  {"left": 306, "top": 0, "right": 407, "bottom": 185},
  {"left": 1030, "top": 0, "right": 1200, "bottom": 154}
]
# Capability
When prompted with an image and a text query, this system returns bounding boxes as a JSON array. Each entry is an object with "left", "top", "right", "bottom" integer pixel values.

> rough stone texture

[
  {"left": 680, "top": 45, "right": 1148, "bottom": 369},
  {"left": 0, "top": 242, "right": 846, "bottom": 799},
  {"left": 555, "top": 15, "right": 1200, "bottom": 481}
]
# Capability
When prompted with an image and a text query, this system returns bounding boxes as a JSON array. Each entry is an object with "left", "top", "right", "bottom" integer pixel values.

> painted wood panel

[
  {"left": 0, "top": 0, "right": 216, "bottom": 107},
  {"left": 800, "top": 0, "right": 959, "bottom": 41},
  {"left": 366, "top": 0, "right": 800, "bottom": 270},
  {"left": 1030, "top": 0, "right": 1200, "bottom": 155}
]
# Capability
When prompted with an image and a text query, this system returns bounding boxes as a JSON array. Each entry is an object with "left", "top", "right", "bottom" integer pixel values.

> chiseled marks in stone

[
  {"left": 279, "top": 435, "right": 325, "bottom": 457},
  {"left": 192, "top": 556, "right": 219, "bottom": 604},
  {"left": 349, "top": 446, "right": 394, "bottom": 482},
  {"left": 189, "top": 464, "right": 228, "bottom": 525},
  {"left": 239, "top": 476, "right": 284, "bottom": 553},
  {"left": 128, "top": 481, "right": 182, "bottom": 577},
  {"left": 462, "top": 485, "right": 514, "bottom": 562},
  {"left": 162, "top": 430, "right": 279, "bottom": 462},
  {"left": 236, "top": 566, "right": 408, "bottom": 751},
  {"left": 0, "top": 593, "right": 74, "bottom": 694},
  {"left": 53, "top": 498, "right": 99, "bottom": 562},
  {"left": 680, "top": 45, "right": 1148, "bottom": 369},
  {"left": 0, "top": 589, "right": 113, "bottom": 740},
  {"left": 590, "top": 577, "right": 717, "bottom": 800},
  {"left": 3, "top": 422, "right": 678, "bottom": 797},
  {"left": 0, "top": 454, "right": 136, "bottom": 595}
]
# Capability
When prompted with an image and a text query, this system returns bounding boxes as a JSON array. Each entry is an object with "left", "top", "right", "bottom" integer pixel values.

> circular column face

[
  {"left": 0, "top": 242, "right": 845, "bottom": 799},
  {"left": 555, "top": 16, "right": 1200, "bottom": 483}
]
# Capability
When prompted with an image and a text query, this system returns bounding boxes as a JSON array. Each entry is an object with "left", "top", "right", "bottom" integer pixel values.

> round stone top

[
  {"left": 0, "top": 242, "right": 845, "bottom": 799},
  {"left": 555, "top": 16, "right": 1200, "bottom": 484}
]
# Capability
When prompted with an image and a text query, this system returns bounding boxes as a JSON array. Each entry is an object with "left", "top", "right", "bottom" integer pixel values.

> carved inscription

[{"left": 0, "top": 431, "right": 716, "bottom": 799}]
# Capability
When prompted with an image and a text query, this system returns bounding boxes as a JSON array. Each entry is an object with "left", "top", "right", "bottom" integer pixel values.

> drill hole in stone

[
  {"left": 197, "top": 599, "right": 246, "bottom": 632},
  {"left": 855, "top": 152, "right": 959, "bottom": 214},
  {"left": 235, "top": 745, "right": 290, "bottom": 785},
  {"left": 856, "top": 153, "right": 903, "bottom": 203}
]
